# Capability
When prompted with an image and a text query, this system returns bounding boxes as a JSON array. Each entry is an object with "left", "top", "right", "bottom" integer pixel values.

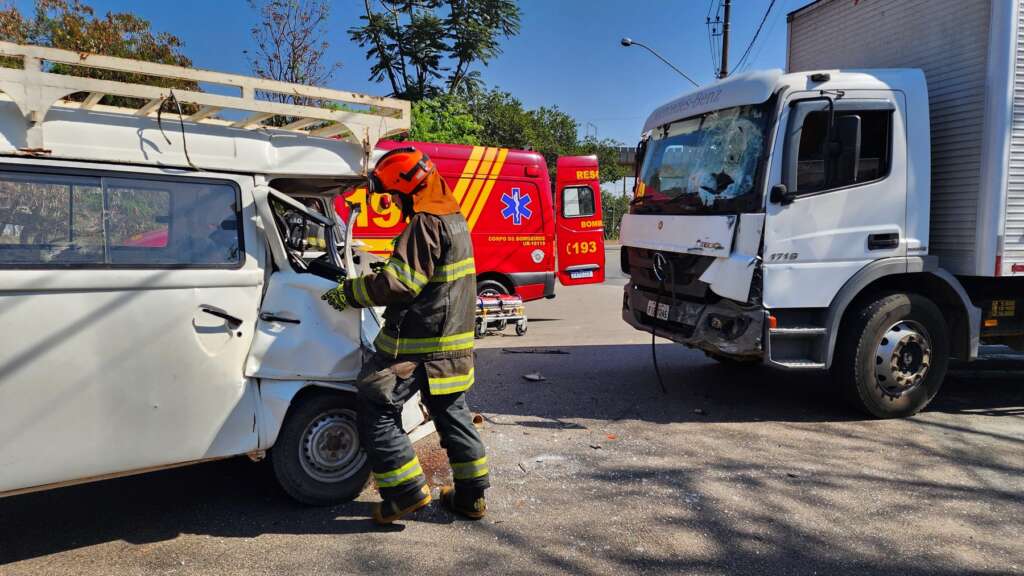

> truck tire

[
  {"left": 833, "top": 293, "right": 949, "bottom": 418},
  {"left": 271, "top": 392, "right": 370, "bottom": 505}
]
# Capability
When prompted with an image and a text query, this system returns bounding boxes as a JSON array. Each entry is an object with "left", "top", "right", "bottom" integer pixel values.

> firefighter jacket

[{"left": 341, "top": 211, "right": 476, "bottom": 395}]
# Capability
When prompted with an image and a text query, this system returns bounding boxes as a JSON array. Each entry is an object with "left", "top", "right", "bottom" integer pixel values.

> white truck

[
  {"left": 0, "top": 42, "right": 431, "bottom": 503},
  {"left": 621, "top": 0, "right": 1024, "bottom": 417}
]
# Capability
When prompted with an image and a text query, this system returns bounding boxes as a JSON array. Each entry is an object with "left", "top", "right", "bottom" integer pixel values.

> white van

[{"left": 0, "top": 42, "right": 431, "bottom": 504}]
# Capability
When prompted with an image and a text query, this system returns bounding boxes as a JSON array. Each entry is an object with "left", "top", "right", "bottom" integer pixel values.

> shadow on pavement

[{"left": 470, "top": 343, "right": 1024, "bottom": 427}]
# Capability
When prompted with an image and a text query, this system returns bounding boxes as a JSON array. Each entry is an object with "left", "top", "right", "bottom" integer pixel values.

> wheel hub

[
  {"left": 298, "top": 409, "right": 365, "bottom": 483},
  {"left": 874, "top": 320, "right": 932, "bottom": 396}
]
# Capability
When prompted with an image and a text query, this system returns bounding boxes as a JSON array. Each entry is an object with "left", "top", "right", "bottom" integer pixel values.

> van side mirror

[
  {"left": 770, "top": 184, "right": 792, "bottom": 205},
  {"left": 829, "top": 114, "right": 861, "bottom": 185}
]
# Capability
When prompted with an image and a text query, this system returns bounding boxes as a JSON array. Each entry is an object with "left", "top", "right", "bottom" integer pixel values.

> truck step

[
  {"left": 769, "top": 326, "right": 826, "bottom": 337},
  {"left": 772, "top": 360, "right": 826, "bottom": 370}
]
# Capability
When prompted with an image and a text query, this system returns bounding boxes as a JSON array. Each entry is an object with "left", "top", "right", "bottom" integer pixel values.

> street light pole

[{"left": 620, "top": 38, "right": 700, "bottom": 88}]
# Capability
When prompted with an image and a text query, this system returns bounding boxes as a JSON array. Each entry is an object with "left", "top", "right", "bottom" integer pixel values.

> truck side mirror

[
  {"left": 770, "top": 184, "right": 792, "bottom": 205},
  {"left": 829, "top": 114, "right": 861, "bottom": 185}
]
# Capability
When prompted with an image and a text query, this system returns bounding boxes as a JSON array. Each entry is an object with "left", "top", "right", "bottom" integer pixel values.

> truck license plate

[
  {"left": 569, "top": 270, "right": 594, "bottom": 279},
  {"left": 646, "top": 300, "right": 657, "bottom": 316},
  {"left": 656, "top": 303, "right": 670, "bottom": 321}
]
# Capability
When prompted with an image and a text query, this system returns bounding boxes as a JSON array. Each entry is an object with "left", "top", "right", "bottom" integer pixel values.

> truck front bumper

[{"left": 622, "top": 282, "right": 764, "bottom": 359}]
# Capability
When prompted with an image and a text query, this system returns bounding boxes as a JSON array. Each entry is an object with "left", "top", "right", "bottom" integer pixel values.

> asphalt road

[{"left": 2, "top": 245, "right": 1023, "bottom": 575}]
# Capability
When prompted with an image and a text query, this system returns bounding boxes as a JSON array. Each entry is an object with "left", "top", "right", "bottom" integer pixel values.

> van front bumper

[{"left": 622, "top": 282, "right": 764, "bottom": 359}]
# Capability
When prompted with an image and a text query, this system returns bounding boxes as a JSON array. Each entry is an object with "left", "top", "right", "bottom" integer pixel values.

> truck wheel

[
  {"left": 833, "top": 293, "right": 949, "bottom": 418},
  {"left": 271, "top": 392, "right": 370, "bottom": 505}
]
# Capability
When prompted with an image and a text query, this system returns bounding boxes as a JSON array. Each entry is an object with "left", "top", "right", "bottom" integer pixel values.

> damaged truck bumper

[{"left": 622, "top": 282, "right": 765, "bottom": 359}]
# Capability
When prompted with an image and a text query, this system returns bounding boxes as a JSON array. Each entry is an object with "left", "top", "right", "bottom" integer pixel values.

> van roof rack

[{"left": 0, "top": 41, "right": 410, "bottom": 154}]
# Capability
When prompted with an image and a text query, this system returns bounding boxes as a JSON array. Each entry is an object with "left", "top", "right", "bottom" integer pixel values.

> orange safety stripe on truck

[
  {"left": 461, "top": 147, "right": 498, "bottom": 222},
  {"left": 452, "top": 146, "right": 485, "bottom": 203},
  {"left": 467, "top": 148, "right": 509, "bottom": 231}
]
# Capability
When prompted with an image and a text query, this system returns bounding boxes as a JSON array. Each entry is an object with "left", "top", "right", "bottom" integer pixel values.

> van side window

[
  {"left": 796, "top": 109, "right": 892, "bottom": 193},
  {"left": 562, "top": 185, "right": 596, "bottom": 218},
  {"left": 106, "top": 179, "right": 241, "bottom": 266},
  {"left": 0, "top": 173, "right": 104, "bottom": 265},
  {"left": 0, "top": 171, "right": 241, "bottom": 268}
]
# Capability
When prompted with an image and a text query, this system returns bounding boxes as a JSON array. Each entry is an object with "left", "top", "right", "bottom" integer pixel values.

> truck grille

[{"left": 626, "top": 247, "right": 714, "bottom": 301}]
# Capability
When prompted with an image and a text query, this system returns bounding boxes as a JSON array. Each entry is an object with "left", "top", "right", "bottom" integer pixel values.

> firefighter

[{"left": 322, "top": 147, "right": 489, "bottom": 524}]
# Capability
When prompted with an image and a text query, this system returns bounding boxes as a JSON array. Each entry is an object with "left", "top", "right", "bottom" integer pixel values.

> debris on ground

[
  {"left": 693, "top": 408, "right": 707, "bottom": 416},
  {"left": 606, "top": 433, "right": 617, "bottom": 441},
  {"left": 503, "top": 348, "right": 570, "bottom": 355},
  {"left": 472, "top": 413, "right": 485, "bottom": 429},
  {"left": 589, "top": 444, "right": 602, "bottom": 450},
  {"left": 522, "top": 372, "right": 546, "bottom": 382}
]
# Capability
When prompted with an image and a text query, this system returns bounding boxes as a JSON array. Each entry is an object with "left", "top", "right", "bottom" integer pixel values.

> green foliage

[
  {"left": 411, "top": 87, "right": 626, "bottom": 186},
  {"left": 410, "top": 94, "right": 482, "bottom": 145},
  {"left": 0, "top": 0, "right": 196, "bottom": 109},
  {"left": 349, "top": 0, "right": 520, "bottom": 100},
  {"left": 601, "top": 189, "right": 630, "bottom": 240}
]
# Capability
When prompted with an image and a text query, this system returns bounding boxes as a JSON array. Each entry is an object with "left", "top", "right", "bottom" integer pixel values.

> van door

[
  {"left": 555, "top": 156, "right": 606, "bottom": 285},
  {"left": 0, "top": 168, "right": 262, "bottom": 494},
  {"left": 763, "top": 92, "right": 907, "bottom": 309},
  {"left": 246, "top": 189, "right": 364, "bottom": 382}
]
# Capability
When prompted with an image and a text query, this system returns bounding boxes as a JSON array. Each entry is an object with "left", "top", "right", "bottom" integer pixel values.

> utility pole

[{"left": 719, "top": 0, "right": 731, "bottom": 78}]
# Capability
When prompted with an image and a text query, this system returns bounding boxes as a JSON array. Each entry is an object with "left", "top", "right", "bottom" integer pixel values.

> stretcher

[{"left": 475, "top": 295, "right": 527, "bottom": 338}]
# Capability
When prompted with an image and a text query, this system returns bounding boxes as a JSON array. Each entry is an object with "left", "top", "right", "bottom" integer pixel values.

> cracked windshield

[{"left": 634, "top": 103, "right": 770, "bottom": 214}]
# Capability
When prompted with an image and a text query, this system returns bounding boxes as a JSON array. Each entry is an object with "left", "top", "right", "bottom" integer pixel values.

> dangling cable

[
  {"left": 650, "top": 257, "right": 679, "bottom": 395},
  {"left": 156, "top": 90, "right": 199, "bottom": 171}
]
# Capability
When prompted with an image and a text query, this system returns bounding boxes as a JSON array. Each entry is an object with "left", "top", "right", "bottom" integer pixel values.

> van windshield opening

[{"left": 633, "top": 102, "right": 772, "bottom": 215}]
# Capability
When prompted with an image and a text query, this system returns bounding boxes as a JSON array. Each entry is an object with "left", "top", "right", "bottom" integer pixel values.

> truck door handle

[
  {"left": 868, "top": 233, "right": 899, "bottom": 250},
  {"left": 259, "top": 312, "right": 301, "bottom": 325},
  {"left": 200, "top": 306, "right": 243, "bottom": 329}
]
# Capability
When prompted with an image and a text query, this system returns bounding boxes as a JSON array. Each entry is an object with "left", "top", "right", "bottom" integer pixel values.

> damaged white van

[{"left": 0, "top": 42, "right": 431, "bottom": 504}]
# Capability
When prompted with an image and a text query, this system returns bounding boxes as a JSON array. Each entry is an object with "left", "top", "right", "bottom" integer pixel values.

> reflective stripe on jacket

[{"left": 343, "top": 212, "right": 476, "bottom": 392}]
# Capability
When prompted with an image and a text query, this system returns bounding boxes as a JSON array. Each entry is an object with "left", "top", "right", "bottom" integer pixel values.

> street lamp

[{"left": 620, "top": 37, "right": 700, "bottom": 88}]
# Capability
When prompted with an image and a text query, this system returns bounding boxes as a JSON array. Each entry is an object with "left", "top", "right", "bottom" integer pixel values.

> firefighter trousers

[{"left": 355, "top": 354, "right": 490, "bottom": 502}]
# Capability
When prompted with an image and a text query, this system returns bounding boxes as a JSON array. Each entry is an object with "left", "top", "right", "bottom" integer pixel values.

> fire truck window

[
  {"left": 562, "top": 185, "right": 595, "bottom": 218},
  {"left": 796, "top": 109, "right": 892, "bottom": 193}
]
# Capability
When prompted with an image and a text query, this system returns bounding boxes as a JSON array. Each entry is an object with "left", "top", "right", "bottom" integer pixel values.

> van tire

[
  {"left": 833, "top": 293, "right": 949, "bottom": 419},
  {"left": 477, "top": 279, "right": 510, "bottom": 297},
  {"left": 271, "top": 392, "right": 370, "bottom": 506}
]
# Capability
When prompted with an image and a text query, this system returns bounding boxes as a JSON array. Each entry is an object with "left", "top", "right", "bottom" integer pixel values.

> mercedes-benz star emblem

[{"left": 652, "top": 252, "right": 668, "bottom": 282}]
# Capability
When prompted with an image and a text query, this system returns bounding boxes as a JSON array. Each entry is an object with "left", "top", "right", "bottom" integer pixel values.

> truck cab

[{"left": 622, "top": 68, "right": 982, "bottom": 418}]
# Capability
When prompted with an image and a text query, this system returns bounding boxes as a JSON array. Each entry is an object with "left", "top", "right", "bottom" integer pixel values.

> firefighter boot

[
  {"left": 372, "top": 484, "right": 432, "bottom": 525},
  {"left": 439, "top": 485, "right": 486, "bottom": 520}
]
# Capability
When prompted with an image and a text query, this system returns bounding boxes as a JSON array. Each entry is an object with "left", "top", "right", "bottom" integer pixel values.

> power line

[
  {"left": 732, "top": 0, "right": 777, "bottom": 73},
  {"left": 706, "top": 0, "right": 723, "bottom": 77},
  {"left": 737, "top": 0, "right": 785, "bottom": 73}
]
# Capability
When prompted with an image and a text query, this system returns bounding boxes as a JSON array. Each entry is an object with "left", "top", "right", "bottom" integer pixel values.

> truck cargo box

[{"left": 787, "top": 0, "right": 1021, "bottom": 277}]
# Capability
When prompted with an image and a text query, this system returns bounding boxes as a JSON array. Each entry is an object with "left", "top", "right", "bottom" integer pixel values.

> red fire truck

[{"left": 337, "top": 141, "right": 606, "bottom": 300}]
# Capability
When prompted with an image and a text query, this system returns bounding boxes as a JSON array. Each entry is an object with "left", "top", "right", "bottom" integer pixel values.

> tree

[
  {"left": 0, "top": 0, "right": 195, "bottom": 101},
  {"left": 349, "top": 0, "right": 520, "bottom": 100},
  {"left": 244, "top": 0, "right": 341, "bottom": 105},
  {"left": 409, "top": 94, "right": 482, "bottom": 144}
]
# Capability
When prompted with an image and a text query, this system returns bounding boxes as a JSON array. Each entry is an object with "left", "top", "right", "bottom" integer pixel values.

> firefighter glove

[{"left": 321, "top": 283, "right": 349, "bottom": 312}]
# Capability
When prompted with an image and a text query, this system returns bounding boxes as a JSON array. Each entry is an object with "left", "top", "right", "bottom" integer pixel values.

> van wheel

[
  {"left": 271, "top": 393, "right": 370, "bottom": 505},
  {"left": 477, "top": 279, "right": 510, "bottom": 297},
  {"left": 833, "top": 293, "right": 949, "bottom": 418}
]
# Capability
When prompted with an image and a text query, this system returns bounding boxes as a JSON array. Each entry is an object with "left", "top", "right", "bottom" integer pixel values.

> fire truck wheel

[
  {"left": 271, "top": 392, "right": 370, "bottom": 505},
  {"left": 833, "top": 293, "right": 949, "bottom": 419},
  {"left": 477, "top": 279, "right": 510, "bottom": 297},
  {"left": 515, "top": 320, "right": 528, "bottom": 336}
]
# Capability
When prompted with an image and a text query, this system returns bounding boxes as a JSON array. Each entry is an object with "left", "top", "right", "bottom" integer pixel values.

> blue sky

[{"left": 14, "top": 0, "right": 813, "bottom": 143}]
